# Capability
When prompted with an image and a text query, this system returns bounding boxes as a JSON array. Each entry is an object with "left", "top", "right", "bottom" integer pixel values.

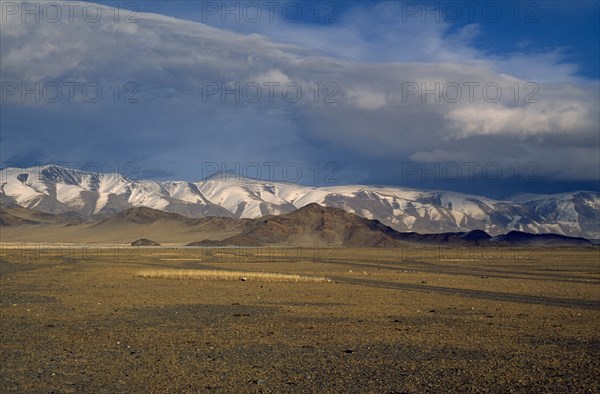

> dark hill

[
  {"left": 217, "top": 203, "right": 404, "bottom": 247},
  {"left": 460, "top": 229, "right": 492, "bottom": 241},
  {"left": 0, "top": 210, "right": 38, "bottom": 226},
  {"left": 100, "top": 206, "right": 193, "bottom": 225},
  {"left": 0, "top": 203, "right": 75, "bottom": 225},
  {"left": 489, "top": 231, "right": 592, "bottom": 247},
  {"left": 131, "top": 238, "right": 161, "bottom": 246}
]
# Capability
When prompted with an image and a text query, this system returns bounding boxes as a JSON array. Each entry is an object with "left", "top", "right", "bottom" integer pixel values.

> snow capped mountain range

[{"left": 1, "top": 165, "right": 598, "bottom": 239}]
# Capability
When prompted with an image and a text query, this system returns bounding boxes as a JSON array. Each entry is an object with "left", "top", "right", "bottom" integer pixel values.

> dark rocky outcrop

[{"left": 131, "top": 238, "right": 161, "bottom": 246}]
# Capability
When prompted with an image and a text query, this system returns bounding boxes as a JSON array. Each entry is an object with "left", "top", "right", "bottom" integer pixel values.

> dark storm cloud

[{"left": 1, "top": 1, "right": 598, "bottom": 196}]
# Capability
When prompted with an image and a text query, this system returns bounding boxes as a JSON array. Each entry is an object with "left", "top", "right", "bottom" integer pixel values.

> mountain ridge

[
  {"left": 1, "top": 202, "right": 594, "bottom": 247},
  {"left": 1, "top": 165, "right": 598, "bottom": 238},
  {"left": 188, "top": 203, "right": 593, "bottom": 248}
]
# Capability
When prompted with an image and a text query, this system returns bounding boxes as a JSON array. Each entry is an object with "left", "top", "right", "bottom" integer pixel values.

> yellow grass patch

[
  {"left": 159, "top": 258, "right": 202, "bottom": 261},
  {"left": 136, "top": 268, "right": 329, "bottom": 283}
]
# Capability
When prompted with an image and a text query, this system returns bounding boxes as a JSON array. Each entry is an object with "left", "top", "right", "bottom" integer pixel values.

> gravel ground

[{"left": 1, "top": 246, "right": 598, "bottom": 393}]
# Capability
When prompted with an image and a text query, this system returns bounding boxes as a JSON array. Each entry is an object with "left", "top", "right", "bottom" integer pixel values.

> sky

[{"left": 1, "top": 0, "right": 599, "bottom": 198}]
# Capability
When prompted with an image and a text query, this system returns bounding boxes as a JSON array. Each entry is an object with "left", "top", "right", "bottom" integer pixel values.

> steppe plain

[{"left": 0, "top": 244, "right": 598, "bottom": 392}]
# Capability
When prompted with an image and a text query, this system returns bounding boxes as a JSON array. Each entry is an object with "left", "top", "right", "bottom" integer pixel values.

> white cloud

[
  {"left": 345, "top": 88, "right": 388, "bottom": 110},
  {"left": 1, "top": 1, "right": 598, "bottom": 185}
]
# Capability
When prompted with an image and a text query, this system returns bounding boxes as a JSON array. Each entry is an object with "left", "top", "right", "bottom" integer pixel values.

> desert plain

[{"left": 0, "top": 244, "right": 599, "bottom": 393}]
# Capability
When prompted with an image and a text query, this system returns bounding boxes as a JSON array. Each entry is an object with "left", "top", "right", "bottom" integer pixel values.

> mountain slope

[
  {"left": 2, "top": 201, "right": 592, "bottom": 247},
  {"left": 220, "top": 203, "right": 403, "bottom": 247},
  {"left": 512, "top": 192, "right": 600, "bottom": 238},
  {"left": 0, "top": 202, "right": 80, "bottom": 225},
  {"left": 192, "top": 203, "right": 593, "bottom": 248},
  {"left": 489, "top": 231, "right": 592, "bottom": 247},
  {"left": 0, "top": 205, "right": 251, "bottom": 244},
  {"left": 0, "top": 165, "right": 232, "bottom": 218},
  {"left": 97, "top": 206, "right": 196, "bottom": 225},
  {"left": 1, "top": 165, "right": 598, "bottom": 238}
]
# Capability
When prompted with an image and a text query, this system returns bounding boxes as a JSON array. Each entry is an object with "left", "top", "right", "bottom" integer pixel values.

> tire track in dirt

[{"left": 331, "top": 275, "right": 600, "bottom": 310}]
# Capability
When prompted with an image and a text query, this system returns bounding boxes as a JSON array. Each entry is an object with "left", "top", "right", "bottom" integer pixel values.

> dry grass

[{"left": 136, "top": 268, "right": 329, "bottom": 283}]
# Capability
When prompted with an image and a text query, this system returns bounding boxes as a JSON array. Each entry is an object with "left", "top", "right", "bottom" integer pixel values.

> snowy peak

[
  {"left": 1, "top": 165, "right": 598, "bottom": 239},
  {"left": 509, "top": 191, "right": 600, "bottom": 239},
  {"left": 0, "top": 165, "right": 229, "bottom": 218}
]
